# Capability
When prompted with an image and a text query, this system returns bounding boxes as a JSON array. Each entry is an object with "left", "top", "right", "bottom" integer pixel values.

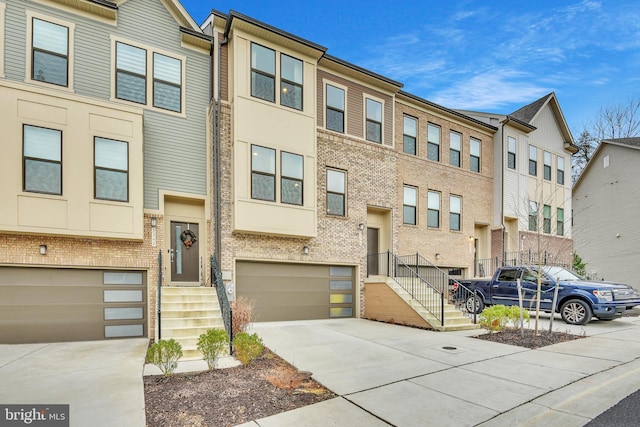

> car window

[
  {"left": 520, "top": 270, "right": 538, "bottom": 282},
  {"left": 497, "top": 270, "right": 518, "bottom": 281}
]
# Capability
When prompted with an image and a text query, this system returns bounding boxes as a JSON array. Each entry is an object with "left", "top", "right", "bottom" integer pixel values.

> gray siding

[
  {"left": 573, "top": 144, "right": 640, "bottom": 288},
  {"left": 5, "top": 0, "right": 210, "bottom": 210}
]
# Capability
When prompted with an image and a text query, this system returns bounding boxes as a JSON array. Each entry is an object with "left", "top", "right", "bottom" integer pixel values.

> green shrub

[
  {"left": 197, "top": 328, "right": 229, "bottom": 370},
  {"left": 232, "top": 332, "right": 263, "bottom": 365},
  {"left": 146, "top": 339, "right": 183, "bottom": 375},
  {"left": 479, "top": 305, "right": 530, "bottom": 333}
]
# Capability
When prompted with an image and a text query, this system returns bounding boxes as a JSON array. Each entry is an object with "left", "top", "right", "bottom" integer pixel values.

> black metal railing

[
  {"left": 210, "top": 255, "right": 233, "bottom": 353},
  {"left": 157, "top": 250, "right": 163, "bottom": 340},
  {"left": 367, "top": 251, "right": 444, "bottom": 326},
  {"left": 448, "top": 280, "right": 479, "bottom": 323},
  {"left": 474, "top": 251, "right": 571, "bottom": 277}
]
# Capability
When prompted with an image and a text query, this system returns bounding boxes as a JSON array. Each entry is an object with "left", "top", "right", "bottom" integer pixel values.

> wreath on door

[{"left": 180, "top": 229, "right": 197, "bottom": 248}]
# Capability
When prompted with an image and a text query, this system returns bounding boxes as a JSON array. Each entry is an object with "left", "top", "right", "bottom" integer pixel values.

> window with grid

[
  {"left": 116, "top": 42, "right": 146, "bottom": 104},
  {"left": 403, "top": 186, "right": 417, "bottom": 225},
  {"left": 153, "top": 53, "right": 182, "bottom": 112},
  {"left": 251, "top": 145, "right": 276, "bottom": 201},
  {"left": 251, "top": 43, "right": 275, "bottom": 102},
  {"left": 450, "top": 195, "right": 462, "bottom": 231},
  {"left": 470, "top": 138, "right": 480, "bottom": 172},
  {"left": 281, "top": 54, "right": 303, "bottom": 110},
  {"left": 365, "top": 98, "right": 382, "bottom": 143},
  {"left": 326, "top": 84, "right": 344, "bottom": 132},
  {"left": 544, "top": 151, "right": 552, "bottom": 181},
  {"left": 428, "top": 191, "right": 440, "bottom": 228},
  {"left": 327, "top": 169, "right": 346, "bottom": 216},
  {"left": 543, "top": 204, "right": 551, "bottom": 233},
  {"left": 450, "top": 131, "right": 461, "bottom": 167},
  {"left": 427, "top": 124, "right": 440, "bottom": 161},
  {"left": 23, "top": 125, "right": 62, "bottom": 195},
  {"left": 403, "top": 116, "right": 417, "bottom": 155},
  {"left": 557, "top": 157, "right": 565, "bottom": 185},
  {"left": 529, "top": 145, "right": 537, "bottom": 176},
  {"left": 95, "top": 137, "right": 128, "bottom": 202},
  {"left": 529, "top": 201, "right": 538, "bottom": 231},
  {"left": 507, "top": 136, "right": 516, "bottom": 169},
  {"left": 281, "top": 152, "right": 303, "bottom": 205},
  {"left": 557, "top": 208, "right": 564, "bottom": 236},
  {"left": 32, "top": 18, "right": 69, "bottom": 87}
]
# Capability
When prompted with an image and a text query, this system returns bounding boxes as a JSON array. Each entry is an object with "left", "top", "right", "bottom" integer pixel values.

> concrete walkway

[
  {"left": 0, "top": 339, "right": 148, "bottom": 427},
  {"left": 238, "top": 315, "right": 640, "bottom": 427}
]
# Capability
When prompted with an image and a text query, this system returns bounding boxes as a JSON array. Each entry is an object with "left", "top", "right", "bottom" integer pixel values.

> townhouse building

[
  {"left": 0, "top": 0, "right": 211, "bottom": 344},
  {"left": 573, "top": 138, "right": 640, "bottom": 288},
  {"left": 203, "top": 11, "right": 496, "bottom": 325},
  {"left": 462, "top": 93, "right": 577, "bottom": 274}
]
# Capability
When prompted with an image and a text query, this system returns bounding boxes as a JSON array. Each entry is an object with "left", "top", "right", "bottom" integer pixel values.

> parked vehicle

[{"left": 458, "top": 266, "right": 640, "bottom": 325}]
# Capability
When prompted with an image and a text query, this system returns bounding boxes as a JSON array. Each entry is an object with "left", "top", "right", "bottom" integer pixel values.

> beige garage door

[
  {"left": 0, "top": 267, "right": 147, "bottom": 344},
  {"left": 236, "top": 262, "right": 355, "bottom": 322}
]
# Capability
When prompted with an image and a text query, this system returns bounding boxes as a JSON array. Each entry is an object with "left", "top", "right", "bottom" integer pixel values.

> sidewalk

[{"left": 236, "top": 315, "right": 640, "bottom": 426}]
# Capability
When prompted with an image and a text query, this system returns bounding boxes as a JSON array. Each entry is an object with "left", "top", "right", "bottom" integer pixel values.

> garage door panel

[
  {"left": 236, "top": 261, "right": 354, "bottom": 322},
  {"left": 0, "top": 267, "right": 146, "bottom": 344}
]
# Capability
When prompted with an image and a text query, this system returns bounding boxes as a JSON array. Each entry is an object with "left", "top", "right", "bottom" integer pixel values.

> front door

[
  {"left": 170, "top": 221, "right": 199, "bottom": 283},
  {"left": 367, "top": 227, "right": 379, "bottom": 276}
]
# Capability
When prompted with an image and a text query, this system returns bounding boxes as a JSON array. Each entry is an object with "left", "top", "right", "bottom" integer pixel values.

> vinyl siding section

[
  {"left": 4, "top": 0, "right": 210, "bottom": 210},
  {"left": 573, "top": 144, "right": 640, "bottom": 288}
]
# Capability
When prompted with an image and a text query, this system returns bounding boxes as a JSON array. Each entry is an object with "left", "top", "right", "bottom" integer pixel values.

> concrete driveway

[
  {"left": 244, "top": 316, "right": 640, "bottom": 427},
  {"left": 0, "top": 339, "right": 148, "bottom": 427}
]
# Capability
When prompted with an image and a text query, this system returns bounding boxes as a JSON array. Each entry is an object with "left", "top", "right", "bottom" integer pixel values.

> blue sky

[{"left": 181, "top": 0, "right": 640, "bottom": 138}]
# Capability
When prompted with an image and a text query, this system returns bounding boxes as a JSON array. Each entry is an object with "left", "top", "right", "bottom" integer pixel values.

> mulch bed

[
  {"left": 144, "top": 348, "right": 336, "bottom": 427},
  {"left": 475, "top": 327, "right": 585, "bottom": 349}
]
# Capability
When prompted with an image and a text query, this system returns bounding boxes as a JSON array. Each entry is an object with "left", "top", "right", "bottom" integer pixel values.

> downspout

[
  {"left": 501, "top": 117, "right": 509, "bottom": 266},
  {"left": 213, "top": 23, "right": 228, "bottom": 273}
]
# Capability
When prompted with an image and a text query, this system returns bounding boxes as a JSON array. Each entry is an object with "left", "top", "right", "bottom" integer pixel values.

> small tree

[
  {"left": 197, "top": 329, "right": 229, "bottom": 370},
  {"left": 146, "top": 339, "right": 183, "bottom": 376},
  {"left": 573, "top": 252, "right": 587, "bottom": 277}
]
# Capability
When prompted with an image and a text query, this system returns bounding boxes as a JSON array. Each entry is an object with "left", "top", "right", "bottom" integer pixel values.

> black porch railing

[
  {"left": 210, "top": 255, "right": 233, "bottom": 353},
  {"left": 367, "top": 251, "right": 445, "bottom": 326},
  {"left": 157, "top": 250, "right": 163, "bottom": 340},
  {"left": 475, "top": 250, "right": 571, "bottom": 277}
]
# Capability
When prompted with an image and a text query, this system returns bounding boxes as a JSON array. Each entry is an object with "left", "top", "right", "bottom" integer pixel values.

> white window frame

[
  {"left": 449, "top": 131, "right": 461, "bottom": 167},
  {"left": 110, "top": 35, "right": 186, "bottom": 117},
  {"left": 450, "top": 195, "right": 462, "bottom": 231},
  {"left": 403, "top": 115, "right": 418, "bottom": 155},
  {"left": 427, "top": 123, "right": 441, "bottom": 162},
  {"left": 507, "top": 136, "right": 516, "bottom": 169},
  {"left": 26, "top": 10, "right": 75, "bottom": 92},
  {"left": 403, "top": 185, "right": 418, "bottom": 225},
  {"left": 543, "top": 151, "right": 552, "bottom": 181},
  {"left": 324, "top": 80, "right": 347, "bottom": 133},
  {"left": 470, "top": 138, "right": 481, "bottom": 172},
  {"left": 364, "top": 95, "right": 384, "bottom": 144},
  {"left": 427, "top": 190, "right": 441, "bottom": 229},
  {"left": 557, "top": 156, "right": 565, "bottom": 185}
]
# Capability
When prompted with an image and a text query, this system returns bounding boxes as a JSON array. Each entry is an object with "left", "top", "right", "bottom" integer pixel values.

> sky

[{"left": 181, "top": 0, "right": 640, "bottom": 138}]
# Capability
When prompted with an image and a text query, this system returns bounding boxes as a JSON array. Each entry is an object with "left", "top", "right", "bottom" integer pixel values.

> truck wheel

[
  {"left": 560, "top": 299, "right": 592, "bottom": 325},
  {"left": 466, "top": 295, "right": 484, "bottom": 314}
]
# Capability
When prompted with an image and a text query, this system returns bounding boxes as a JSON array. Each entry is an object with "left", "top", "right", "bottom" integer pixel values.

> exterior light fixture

[
  {"left": 435, "top": 253, "right": 441, "bottom": 260},
  {"left": 358, "top": 223, "right": 365, "bottom": 231},
  {"left": 303, "top": 246, "right": 309, "bottom": 255},
  {"left": 151, "top": 217, "right": 157, "bottom": 227},
  {"left": 39, "top": 245, "right": 47, "bottom": 255}
]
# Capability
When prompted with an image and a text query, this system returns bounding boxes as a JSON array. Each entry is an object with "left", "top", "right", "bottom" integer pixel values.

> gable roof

[
  {"left": 573, "top": 137, "right": 640, "bottom": 189},
  {"left": 510, "top": 92, "right": 578, "bottom": 154}
]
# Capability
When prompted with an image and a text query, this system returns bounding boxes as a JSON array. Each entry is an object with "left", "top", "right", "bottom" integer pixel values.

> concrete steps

[
  {"left": 160, "top": 287, "right": 227, "bottom": 359},
  {"left": 389, "top": 278, "right": 480, "bottom": 332}
]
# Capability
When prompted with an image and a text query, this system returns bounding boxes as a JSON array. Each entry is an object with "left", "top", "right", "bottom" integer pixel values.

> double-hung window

[
  {"left": 251, "top": 145, "right": 276, "bottom": 201},
  {"left": 557, "top": 208, "right": 564, "bottom": 236},
  {"left": 529, "top": 201, "right": 538, "bottom": 231},
  {"left": 32, "top": 18, "right": 69, "bottom": 87},
  {"left": 529, "top": 145, "right": 537, "bottom": 176},
  {"left": 281, "top": 152, "right": 303, "bottom": 205},
  {"left": 450, "top": 195, "right": 462, "bottom": 231},
  {"left": 557, "top": 157, "right": 565, "bottom": 185},
  {"left": 153, "top": 53, "right": 182, "bottom": 112},
  {"left": 507, "top": 137, "right": 516, "bottom": 169},
  {"left": 427, "top": 124, "right": 440, "bottom": 161},
  {"left": 281, "top": 54, "right": 303, "bottom": 110},
  {"left": 116, "top": 42, "right": 147, "bottom": 105},
  {"left": 544, "top": 151, "right": 552, "bottom": 181},
  {"left": 403, "top": 186, "right": 417, "bottom": 225},
  {"left": 543, "top": 204, "right": 551, "bottom": 233},
  {"left": 326, "top": 84, "right": 345, "bottom": 133},
  {"left": 95, "top": 137, "right": 128, "bottom": 202},
  {"left": 450, "top": 131, "right": 461, "bottom": 167},
  {"left": 427, "top": 191, "right": 440, "bottom": 228},
  {"left": 403, "top": 116, "right": 417, "bottom": 155},
  {"left": 327, "top": 169, "right": 346, "bottom": 216},
  {"left": 470, "top": 138, "right": 481, "bottom": 172},
  {"left": 365, "top": 98, "right": 382, "bottom": 143},
  {"left": 251, "top": 43, "right": 275, "bottom": 102},
  {"left": 23, "top": 125, "right": 62, "bottom": 195}
]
